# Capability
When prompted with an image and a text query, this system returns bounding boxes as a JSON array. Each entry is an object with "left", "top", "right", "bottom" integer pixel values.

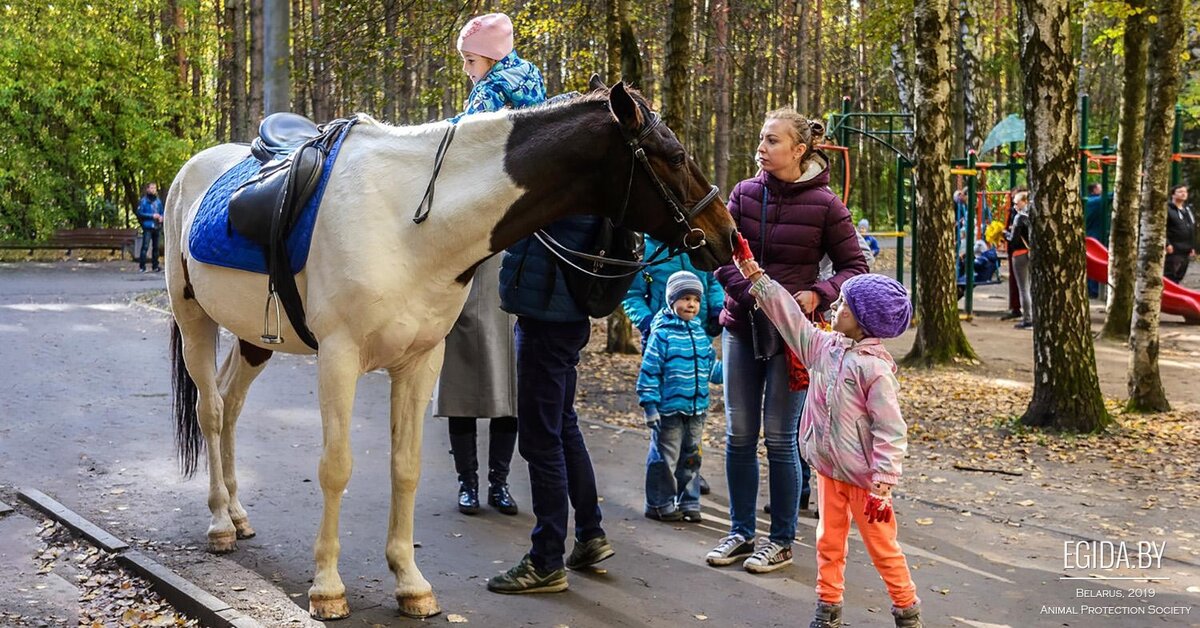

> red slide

[{"left": 1085, "top": 237, "right": 1200, "bottom": 324}]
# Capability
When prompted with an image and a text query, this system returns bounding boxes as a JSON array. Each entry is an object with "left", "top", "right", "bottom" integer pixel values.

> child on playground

[
  {"left": 637, "top": 271, "right": 718, "bottom": 523},
  {"left": 733, "top": 235, "right": 923, "bottom": 628}
]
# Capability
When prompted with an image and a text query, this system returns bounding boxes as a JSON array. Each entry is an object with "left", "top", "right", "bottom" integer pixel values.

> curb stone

[
  {"left": 0, "top": 500, "right": 13, "bottom": 516},
  {"left": 16, "top": 488, "right": 264, "bottom": 628}
]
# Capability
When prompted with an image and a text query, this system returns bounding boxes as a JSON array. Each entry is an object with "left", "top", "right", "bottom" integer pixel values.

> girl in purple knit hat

[{"left": 735, "top": 248, "right": 923, "bottom": 628}]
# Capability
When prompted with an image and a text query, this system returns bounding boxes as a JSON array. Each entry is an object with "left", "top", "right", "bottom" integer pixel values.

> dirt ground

[{"left": 574, "top": 271, "right": 1200, "bottom": 571}]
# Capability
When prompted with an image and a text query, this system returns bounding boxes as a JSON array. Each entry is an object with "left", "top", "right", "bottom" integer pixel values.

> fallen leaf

[
  {"left": 447, "top": 613, "right": 469, "bottom": 623},
  {"left": 915, "top": 518, "right": 933, "bottom": 526},
  {"left": 694, "top": 614, "right": 708, "bottom": 621}
]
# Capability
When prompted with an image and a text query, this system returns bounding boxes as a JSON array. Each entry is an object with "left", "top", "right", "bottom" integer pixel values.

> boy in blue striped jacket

[{"left": 638, "top": 271, "right": 720, "bottom": 523}]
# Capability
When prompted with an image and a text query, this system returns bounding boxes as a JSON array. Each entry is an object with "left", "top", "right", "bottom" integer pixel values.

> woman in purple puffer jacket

[{"left": 704, "top": 107, "right": 868, "bottom": 574}]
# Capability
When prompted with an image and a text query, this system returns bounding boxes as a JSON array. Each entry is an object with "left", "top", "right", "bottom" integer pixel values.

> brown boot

[{"left": 892, "top": 603, "right": 923, "bottom": 628}]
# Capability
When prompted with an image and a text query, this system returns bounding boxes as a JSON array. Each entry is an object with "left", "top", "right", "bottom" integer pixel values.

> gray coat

[{"left": 432, "top": 255, "right": 518, "bottom": 418}]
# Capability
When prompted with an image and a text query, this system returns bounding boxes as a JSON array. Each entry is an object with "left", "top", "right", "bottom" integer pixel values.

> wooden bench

[{"left": 0, "top": 228, "right": 140, "bottom": 258}]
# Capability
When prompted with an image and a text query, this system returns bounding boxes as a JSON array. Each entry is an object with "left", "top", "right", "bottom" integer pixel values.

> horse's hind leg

[
  {"left": 385, "top": 350, "right": 443, "bottom": 618},
  {"left": 216, "top": 339, "right": 272, "bottom": 540},
  {"left": 176, "top": 313, "right": 239, "bottom": 553}
]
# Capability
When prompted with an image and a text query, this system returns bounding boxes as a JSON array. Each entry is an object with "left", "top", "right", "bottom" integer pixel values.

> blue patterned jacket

[
  {"left": 637, "top": 307, "right": 718, "bottom": 417},
  {"left": 450, "top": 51, "right": 546, "bottom": 123}
]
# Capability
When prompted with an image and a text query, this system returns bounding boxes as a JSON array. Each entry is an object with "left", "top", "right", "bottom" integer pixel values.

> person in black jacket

[{"left": 1165, "top": 185, "right": 1195, "bottom": 283}]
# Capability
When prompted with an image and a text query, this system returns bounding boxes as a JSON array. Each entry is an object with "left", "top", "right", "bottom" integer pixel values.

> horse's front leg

[
  {"left": 216, "top": 340, "right": 272, "bottom": 540},
  {"left": 386, "top": 349, "right": 443, "bottom": 618},
  {"left": 308, "top": 337, "right": 361, "bottom": 620}
]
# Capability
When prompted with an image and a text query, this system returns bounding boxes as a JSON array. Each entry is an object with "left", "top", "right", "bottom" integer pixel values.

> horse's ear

[
  {"left": 608, "top": 81, "right": 642, "bottom": 133},
  {"left": 588, "top": 73, "right": 608, "bottom": 92}
]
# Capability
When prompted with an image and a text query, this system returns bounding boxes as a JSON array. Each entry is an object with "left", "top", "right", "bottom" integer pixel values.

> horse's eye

[{"left": 670, "top": 153, "right": 686, "bottom": 167}]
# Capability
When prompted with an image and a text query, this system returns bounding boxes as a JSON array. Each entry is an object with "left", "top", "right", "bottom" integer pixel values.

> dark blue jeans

[
  {"left": 515, "top": 317, "right": 604, "bottom": 572},
  {"left": 139, "top": 227, "right": 160, "bottom": 270},
  {"left": 722, "top": 330, "right": 808, "bottom": 546}
]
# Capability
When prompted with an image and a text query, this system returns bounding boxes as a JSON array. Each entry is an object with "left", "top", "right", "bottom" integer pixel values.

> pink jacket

[{"left": 750, "top": 276, "right": 907, "bottom": 489}]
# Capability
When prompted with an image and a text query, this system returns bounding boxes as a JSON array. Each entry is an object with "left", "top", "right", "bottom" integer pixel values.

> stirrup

[{"left": 261, "top": 290, "right": 284, "bottom": 344}]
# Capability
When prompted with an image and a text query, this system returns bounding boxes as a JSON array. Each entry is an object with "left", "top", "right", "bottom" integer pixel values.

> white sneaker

[
  {"left": 742, "top": 539, "right": 793, "bottom": 573},
  {"left": 705, "top": 534, "right": 755, "bottom": 566}
]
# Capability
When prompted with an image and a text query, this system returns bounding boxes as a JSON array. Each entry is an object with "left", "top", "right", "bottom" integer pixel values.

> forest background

[{"left": 0, "top": 0, "right": 1197, "bottom": 240}]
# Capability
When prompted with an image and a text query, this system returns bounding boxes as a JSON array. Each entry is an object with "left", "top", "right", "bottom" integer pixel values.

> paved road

[{"left": 1, "top": 262, "right": 1196, "bottom": 627}]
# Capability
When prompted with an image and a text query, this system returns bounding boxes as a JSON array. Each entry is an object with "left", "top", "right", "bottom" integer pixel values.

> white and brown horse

[{"left": 164, "top": 79, "right": 734, "bottom": 620}]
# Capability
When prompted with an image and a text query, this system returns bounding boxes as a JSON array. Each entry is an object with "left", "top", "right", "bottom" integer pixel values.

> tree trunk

[
  {"left": 217, "top": 0, "right": 229, "bottom": 142},
  {"left": 959, "top": 0, "right": 983, "bottom": 152},
  {"left": 1101, "top": 0, "right": 1148, "bottom": 340},
  {"left": 813, "top": 0, "right": 823, "bottom": 112},
  {"left": 309, "top": 0, "right": 328, "bottom": 121},
  {"left": 249, "top": 0, "right": 264, "bottom": 126},
  {"left": 1014, "top": 0, "right": 1108, "bottom": 430},
  {"left": 605, "top": 0, "right": 622, "bottom": 84},
  {"left": 662, "top": 0, "right": 693, "bottom": 136},
  {"left": 890, "top": 36, "right": 916, "bottom": 156},
  {"left": 712, "top": 0, "right": 731, "bottom": 194},
  {"left": 619, "top": 3, "right": 643, "bottom": 88},
  {"left": 1127, "top": 0, "right": 1184, "bottom": 412},
  {"left": 796, "top": 0, "right": 810, "bottom": 112},
  {"left": 903, "top": 0, "right": 976, "bottom": 367},
  {"left": 228, "top": 0, "right": 247, "bottom": 141},
  {"left": 606, "top": 310, "right": 640, "bottom": 354}
]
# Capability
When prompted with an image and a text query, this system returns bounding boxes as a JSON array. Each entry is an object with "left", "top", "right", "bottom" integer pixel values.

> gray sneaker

[
  {"left": 705, "top": 534, "right": 755, "bottom": 566},
  {"left": 742, "top": 539, "right": 792, "bottom": 573},
  {"left": 565, "top": 536, "right": 615, "bottom": 570},
  {"left": 892, "top": 603, "right": 924, "bottom": 627},
  {"left": 809, "top": 601, "right": 843, "bottom": 628}
]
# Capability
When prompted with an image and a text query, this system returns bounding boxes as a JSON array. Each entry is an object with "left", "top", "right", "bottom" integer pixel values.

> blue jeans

[
  {"left": 139, "top": 227, "right": 160, "bottom": 270},
  {"left": 645, "top": 413, "right": 705, "bottom": 515},
  {"left": 722, "top": 330, "right": 808, "bottom": 545},
  {"left": 514, "top": 317, "right": 605, "bottom": 572}
]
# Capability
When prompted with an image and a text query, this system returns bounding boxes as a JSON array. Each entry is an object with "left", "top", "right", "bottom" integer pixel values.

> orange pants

[{"left": 815, "top": 474, "right": 918, "bottom": 608}]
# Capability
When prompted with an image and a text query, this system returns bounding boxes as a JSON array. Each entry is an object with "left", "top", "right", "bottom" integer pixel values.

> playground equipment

[{"left": 1084, "top": 237, "right": 1200, "bottom": 324}]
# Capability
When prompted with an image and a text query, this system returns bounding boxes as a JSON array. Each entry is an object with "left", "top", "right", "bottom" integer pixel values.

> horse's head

[{"left": 593, "top": 77, "right": 735, "bottom": 271}]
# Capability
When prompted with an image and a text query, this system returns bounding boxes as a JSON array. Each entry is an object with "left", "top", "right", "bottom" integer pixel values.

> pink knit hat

[{"left": 457, "top": 13, "right": 514, "bottom": 62}]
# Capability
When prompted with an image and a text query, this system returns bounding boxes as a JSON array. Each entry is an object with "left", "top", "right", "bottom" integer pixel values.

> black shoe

[
  {"left": 458, "top": 482, "right": 480, "bottom": 514},
  {"left": 1000, "top": 311, "right": 1022, "bottom": 321},
  {"left": 681, "top": 510, "right": 702, "bottom": 523},
  {"left": 698, "top": 474, "right": 711, "bottom": 495},
  {"left": 487, "top": 554, "right": 568, "bottom": 594},
  {"left": 645, "top": 509, "right": 684, "bottom": 522},
  {"left": 565, "top": 536, "right": 614, "bottom": 570},
  {"left": 488, "top": 483, "right": 518, "bottom": 515},
  {"left": 1014, "top": 321, "right": 1034, "bottom": 330}
]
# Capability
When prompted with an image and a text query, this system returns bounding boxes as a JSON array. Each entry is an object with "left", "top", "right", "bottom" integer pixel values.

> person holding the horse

[
  {"left": 466, "top": 13, "right": 612, "bottom": 595},
  {"left": 637, "top": 271, "right": 719, "bottom": 523},
  {"left": 136, "top": 182, "right": 164, "bottom": 273},
  {"left": 707, "top": 107, "right": 868, "bottom": 574},
  {"left": 432, "top": 12, "right": 545, "bottom": 519}
]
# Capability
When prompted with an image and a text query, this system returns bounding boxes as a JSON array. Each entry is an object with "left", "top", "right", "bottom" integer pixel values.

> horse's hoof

[
  {"left": 207, "top": 530, "right": 237, "bottom": 554},
  {"left": 397, "top": 591, "right": 441, "bottom": 618},
  {"left": 231, "top": 516, "right": 256, "bottom": 539},
  {"left": 309, "top": 594, "right": 351, "bottom": 620}
]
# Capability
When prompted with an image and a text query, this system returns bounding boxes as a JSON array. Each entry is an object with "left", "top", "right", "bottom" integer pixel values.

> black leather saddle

[{"left": 227, "top": 112, "right": 358, "bottom": 351}]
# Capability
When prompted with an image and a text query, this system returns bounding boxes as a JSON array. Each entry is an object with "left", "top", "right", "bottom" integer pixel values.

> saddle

[{"left": 228, "top": 112, "right": 357, "bottom": 351}]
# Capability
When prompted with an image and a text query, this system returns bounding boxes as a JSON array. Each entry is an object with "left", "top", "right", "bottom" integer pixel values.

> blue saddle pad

[{"left": 189, "top": 123, "right": 354, "bottom": 274}]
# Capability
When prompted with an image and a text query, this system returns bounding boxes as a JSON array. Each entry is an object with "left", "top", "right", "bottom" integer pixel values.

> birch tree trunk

[
  {"left": 1101, "top": 0, "right": 1148, "bottom": 340},
  {"left": 713, "top": 0, "right": 731, "bottom": 194},
  {"left": 903, "top": 0, "right": 977, "bottom": 366},
  {"left": 1015, "top": 0, "right": 1108, "bottom": 430},
  {"left": 1127, "top": 0, "right": 1185, "bottom": 412},
  {"left": 959, "top": 0, "right": 983, "bottom": 152}
]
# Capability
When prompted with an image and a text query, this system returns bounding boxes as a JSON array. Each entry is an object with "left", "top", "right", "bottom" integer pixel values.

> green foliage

[{"left": 0, "top": 1, "right": 203, "bottom": 240}]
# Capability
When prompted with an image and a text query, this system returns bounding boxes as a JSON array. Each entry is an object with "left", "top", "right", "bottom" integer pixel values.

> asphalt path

[{"left": 1, "top": 261, "right": 1196, "bottom": 627}]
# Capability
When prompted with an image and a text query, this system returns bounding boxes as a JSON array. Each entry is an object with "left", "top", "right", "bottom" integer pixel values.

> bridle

[{"left": 535, "top": 104, "right": 722, "bottom": 279}]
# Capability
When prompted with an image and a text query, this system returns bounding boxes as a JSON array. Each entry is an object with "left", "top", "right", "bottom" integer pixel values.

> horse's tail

[{"left": 170, "top": 320, "right": 204, "bottom": 478}]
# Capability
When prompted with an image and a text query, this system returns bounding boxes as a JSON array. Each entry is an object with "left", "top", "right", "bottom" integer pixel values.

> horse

[{"left": 164, "top": 77, "right": 735, "bottom": 620}]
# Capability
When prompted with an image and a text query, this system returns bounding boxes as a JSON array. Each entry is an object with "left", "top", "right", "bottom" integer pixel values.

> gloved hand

[
  {"left": 704, "top": 315, "right": 723, "bottom": 338},
  {"left": 643, "top": 406, "right": 660, "bottom": 430},
  {"left": 865, "top": 482, "right": 894, "bottom": 524}
]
